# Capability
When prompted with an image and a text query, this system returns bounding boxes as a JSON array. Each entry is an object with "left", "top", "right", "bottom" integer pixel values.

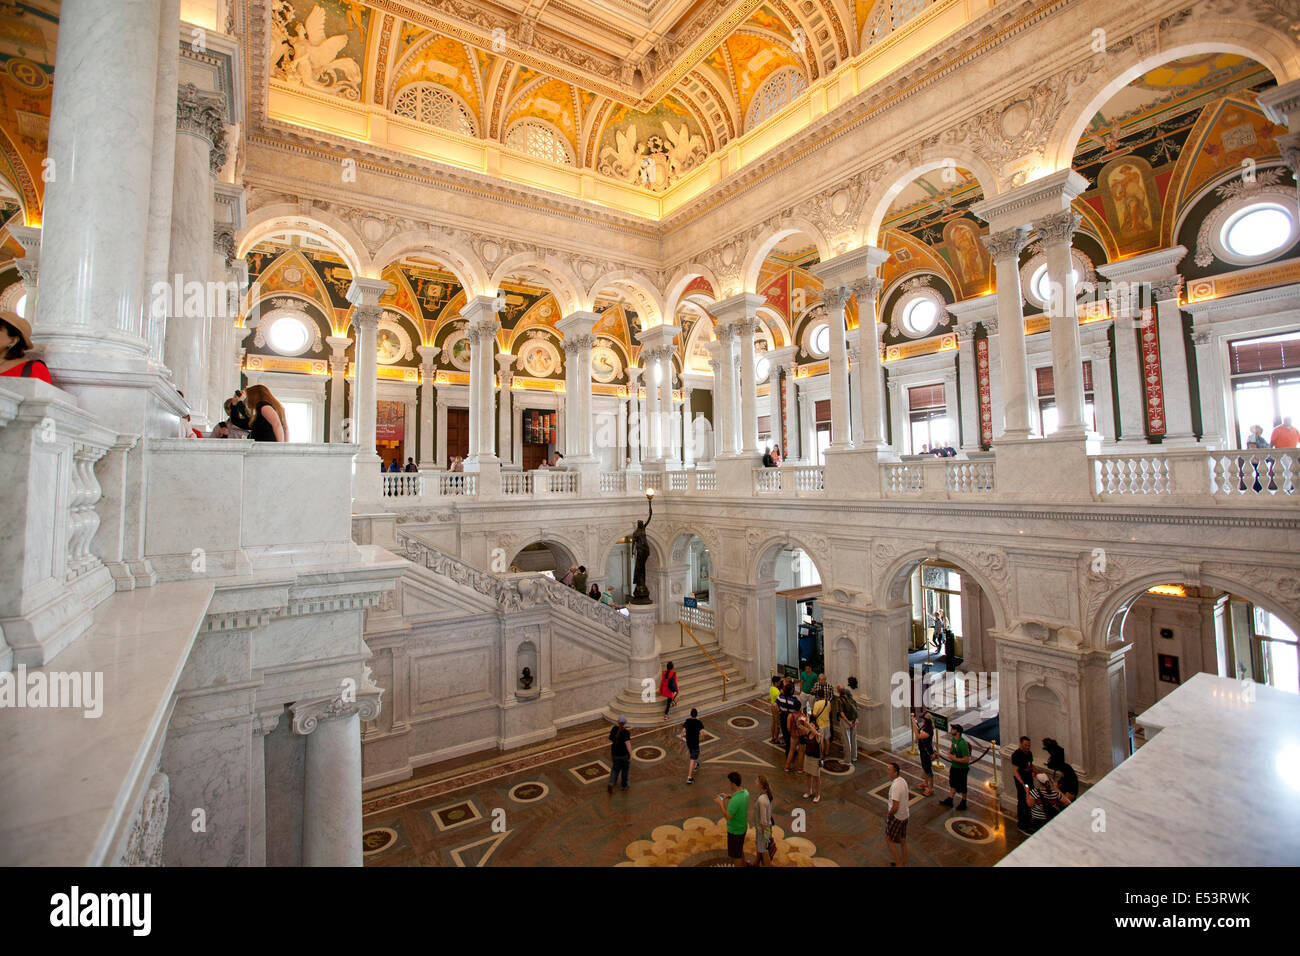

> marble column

[
  {"left": 888, "top": 378, "right": 906, "bottom": 453},
  {"left": 163, "top": 83, "right": 228, "bottom": 425},
  {"left": 417, "top": 345, "right": 439, "bottom": 466},
  {"left": 798, "top": 387, "right": 815, "bottom": 462},
  {"left": 557, "top": 311, "right": 599, "bottom": 462},
  {"left": 8, "top": 225, "right": 40, "bottom": 320},
  {"left": 144, "top": 0, "right": 180, "bottom": 369},
  {"left": 635, "top": 324, "right": 681, "bottom": 466},
  {"left": 461, "top": 295, "right": 502, "bottom": 466},
  {"left": 346, "top": 279, "right": 389, "bottom": 495},
  {"left": 851, "top": 279, "right": 887, "bottom": 449},
  {"left": 34, "top": 0, "right": 162, "bottom": 372},
  {"left": 291, "top": 692, "right": 380, "bottom": 868},
  {"left": 436, "top": 398, "right": 449, "bottom": 468},
  {"left": 847, "top": 336, "right": 864, "bottom": 446},
  {"left": 327, "top": 337, "right": 352, "bottom": 443},
  {"left": 941, "top": 367, "right": 959, "bottom": 449},
  {"left": 1152, "top": 275, "right": 1195, "bottom": 444},
  {"left": 985, "top": 320, "right": 1004, "bottom": 441},
  {"left": 982, "top": 227, "right": 1034, "bottom": 438},
  {"left": 1190, "top": 328, "right": 1226, "bottom": 448},
  {"left": 681, "top": 386, "right": 694, "bottom": 467},
  {"left": 822, "top": 287, "right": 854, "bottom": 448},
  {"left": 627, "top": 366, "right": 643, "bottom": 469},
  {"left": 249, "top": 710, "right": 280, "bottom": 867},
  {"left": 782, "top": 359, "right": 800, "bottom": 461},
  {"left": 736, "top": 319, "right": 760, "bottom": 454},
  {"left": 1089, "top": 340, "right": 1116, "bottom": 443},
  {"left": 1111, "top": 289, "right": 1148, "bottom": 445},
  {"left": 496, "top": 352, "right": 514, "bottom": 465},
  {"left": 658, "top": 346, "right": 676, "bottom": 465},
  {"left": 617, "top": 395, "right": 628, "bottom": 468},
  {"left": 1037, "top": 209, "right": 1088, "bottom": 437},
  {"left": 644, "top": 357, "right": 662, "bottom": 461},
  {"left": 955, "top": 323, "right": 980, "bottom": 454},
  {"left": 713, "top": 328, "right": 737, "bottom": 456}
]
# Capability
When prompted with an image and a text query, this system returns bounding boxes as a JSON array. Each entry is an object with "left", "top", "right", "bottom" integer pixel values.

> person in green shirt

[
  {"left": 715, "top": 771, "right": 750, "bottom": 867},
  {"left": 799, "top": 663, "right": 817, "bottom": 709},
  {"left": 938, "top": 723, "right": 971, "bottom": 811}
]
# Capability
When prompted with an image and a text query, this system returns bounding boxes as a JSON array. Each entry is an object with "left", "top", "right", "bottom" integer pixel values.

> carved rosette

[
  {"left": 1035, "top": 210, "right": 1082, "bottom": 246},
  {"left": 291, "top": 690, "right": 383, "bottom": 735},
  {"left": 981, "top": 226, "right": 1032, "bottom": 262}
]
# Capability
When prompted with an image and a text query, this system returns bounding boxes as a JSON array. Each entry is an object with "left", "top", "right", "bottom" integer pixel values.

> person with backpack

[
  {"left": 777, "top": 680, "right": 800, "bottom": 754},
  {"left": 833, "top": 684, "right": 858, "bottom": 765},
  {"left": 607, "top": 715, "right": 631, "bottom": 794},
  {"left": 659, "top": 660, "right": 679, "bottom": 720},
  {"left": 801, "top": 720, "right": 823, "bottom": 803},
  {"left": 784, "top": 705, "right": 809, "bottom": 773},
  {"left": 914, "top": 711, "right": 935, "bottom": 796},
  {"left": 1042, "top": 737, "right": 1078, "bottom": 805},
  {"left": 678, "top": 707, "right": 703, "bottom": 783},
  {"left": 810, "top": 691, "right": 832, "bottom": 763}
]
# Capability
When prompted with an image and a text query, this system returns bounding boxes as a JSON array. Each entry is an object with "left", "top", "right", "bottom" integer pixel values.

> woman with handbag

[
  {"left": 659, "top": 661, "right": 678, "bottom": 720},
  {"left": 752, "top": 775, "right": 777, "bottom": 865}
]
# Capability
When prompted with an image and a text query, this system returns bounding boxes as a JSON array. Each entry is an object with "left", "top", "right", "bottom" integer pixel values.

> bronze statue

[{"left": 630, "top": 493, "right": 654, "bottom": 604}]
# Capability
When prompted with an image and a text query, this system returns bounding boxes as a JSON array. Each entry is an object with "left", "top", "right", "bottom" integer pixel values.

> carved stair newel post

[{"left": 292, "top": 690, "right": 381, "bottom": 867}]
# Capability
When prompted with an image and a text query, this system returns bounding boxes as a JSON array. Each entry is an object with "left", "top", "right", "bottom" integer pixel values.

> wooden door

[{"left": 447, "top": 407, "right": 469, "bottom": 464}]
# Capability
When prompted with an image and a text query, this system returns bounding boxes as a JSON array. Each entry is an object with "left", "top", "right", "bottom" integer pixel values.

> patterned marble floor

[{"left": 361, "top": 699, "right": 1025, "bottom": 867}]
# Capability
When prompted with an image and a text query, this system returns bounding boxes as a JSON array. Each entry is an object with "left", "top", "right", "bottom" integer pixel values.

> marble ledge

[
  {"left": 148, "top": 438, "right": 361, "bottom": 458},
  {"left": 1000, "top": 674, "right": 1300, "bottom": 867},
  {"left": 0, "top": 579, "right": 214, "bottom": 866}
]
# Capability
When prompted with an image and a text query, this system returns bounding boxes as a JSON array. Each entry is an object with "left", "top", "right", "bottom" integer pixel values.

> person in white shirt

[{"left": 884, "top": 761, "right": 910, "bottom": 866}]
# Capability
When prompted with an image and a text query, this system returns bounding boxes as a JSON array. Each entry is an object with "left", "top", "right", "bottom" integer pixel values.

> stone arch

[
  {"left": 876, "top": 545, "right": 1010, "bottom": 632},
  {"left": 856, "top": 150, "right": 1000, "bottom": 248},
  {"left": 1043, "top": 28, "right": 1298, "bottom": 174},
  {"left": 489, "top": 252, "right": 584, "bottom": 316},
  {"left": 663, "top": 264, "right": 721, "bottom": 321},
  {"left": 507, "top": 537, "right": 580, "bottom": 575},
  {"left": 742, "top": 219, "right": 833, "bottom": 295},
  {"left": 238, "top": 205, "right": 371, "bottom": 279},
  {"left": 667, "top": 525, "right": 722, "bottom": 565},
  {"left": 587, "top": 270, "right": 666, "bottom": 329},
  {"left": 596, "top": 524, "right": 669, "bottom": 580},
  {"left": 1089, "top": 565, "right": 1300, "bottom": 653},
  {"left": 747, "top": 531, "right": 831, "bottom": 589},
  {"left": 371, "top": 231, "right": 489, "bottom": 299}
]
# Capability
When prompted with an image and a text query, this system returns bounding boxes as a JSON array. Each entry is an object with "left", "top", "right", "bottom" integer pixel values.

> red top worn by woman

[
  {"left": 0, "top": 359, "right": 52, "bottom": 383},
  {"left": 0, "top": 310, "right": 51, "bottom": 383}
]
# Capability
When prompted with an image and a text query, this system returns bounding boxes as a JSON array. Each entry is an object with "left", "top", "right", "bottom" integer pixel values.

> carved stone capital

[
  {"left": 351, "top": 304, "right": 382, "bottom": 329},
  {"left": 982, "top": 226, "right": 1032, "bottom": 261},
  {"left": 821, "top": 285, "right": 852, "bottom": 312},
  {"left": 291, "top": 689, "right": 382, "bottom": 736},
  {"left": 214, "top": 227, "right": 236, "bottom": 268},
  {"left": 1035, "top": 209, "right": 1082, "bottom": 246},
  {"left": 1150, "top": 276, "right": 1183, "bottom": 302},
  {"left": 852, "top": 277, "right": 883, "bottom": 301},
  {"left": 176, "top": 83, "right": 228, "bottom": 174}
]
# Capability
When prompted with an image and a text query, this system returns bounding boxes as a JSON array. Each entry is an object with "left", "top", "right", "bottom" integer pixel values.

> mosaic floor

[{"left": 362, "top": 699, "right": 1025, "bottom": 867}]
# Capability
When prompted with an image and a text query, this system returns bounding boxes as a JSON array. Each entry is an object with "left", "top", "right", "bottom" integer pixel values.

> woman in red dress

[{"left": 0, "top": 310, "right": 52, "bottom": 383}]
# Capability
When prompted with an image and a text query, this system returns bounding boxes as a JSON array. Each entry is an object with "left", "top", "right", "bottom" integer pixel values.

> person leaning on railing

[{"left": 0, "top": 311, "right": 51, "bottom": 383}]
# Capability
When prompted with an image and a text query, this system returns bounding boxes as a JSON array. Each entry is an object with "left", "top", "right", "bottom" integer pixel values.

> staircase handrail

[{"left": 679, "top": 621, "right": 728, "bottom": 701}]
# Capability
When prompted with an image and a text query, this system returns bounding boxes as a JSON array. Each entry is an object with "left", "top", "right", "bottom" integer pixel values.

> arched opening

[
  {"left": 509, "top": 540, "right": 579, "bottom": 578},
  {"left": 664, "top": 533, "right": 715, "bottom": 632},
  {"left": 760, "top": 544, "right": 823, "bottom": 677}
]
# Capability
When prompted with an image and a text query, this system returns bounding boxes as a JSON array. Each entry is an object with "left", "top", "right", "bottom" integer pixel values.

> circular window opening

[
  {"left": 268, "top": 315, "right": 311, "bottom": 355},
  {"left": 810, "top": 323, "right": 830, "bottom": 356},
  {"left": 755, "top": 355, "right": 771, "bottom": 382},
  {"left": 1223, "top": 203, "right": 1293, "bottom": 260},
  {"left": 1031, "top": 264, "right": 1080, "bottom": 305},
  {"left": 901, "top": 297, "right": 939, "bottom": 336}
]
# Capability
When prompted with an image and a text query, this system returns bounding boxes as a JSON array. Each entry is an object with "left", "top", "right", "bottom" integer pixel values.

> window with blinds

[
  {"left": 1230, "top": 331, "right": 1300, "bottom": 375},
  {"left": 1035, "top": 361, "right": 1094, "bottom": 397},
  {"left": 815, "top": 399, "right": 831, "bottom": 424},
  {"left": 908, "top": 383, "right": 946, "bottom": 410}
]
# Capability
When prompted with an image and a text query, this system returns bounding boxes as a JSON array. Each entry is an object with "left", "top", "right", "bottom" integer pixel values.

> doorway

[{"left": 446, "top": 407, "right": 469, "bottom": 465}]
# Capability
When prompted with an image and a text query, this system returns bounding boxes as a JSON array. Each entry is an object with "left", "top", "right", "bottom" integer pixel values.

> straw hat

[{"left": 0, "top": 309, "right": 32, "bottom": 351}]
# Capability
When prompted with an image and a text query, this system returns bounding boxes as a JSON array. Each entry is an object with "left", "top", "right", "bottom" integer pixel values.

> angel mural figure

[
  {"left": 599, "top": 123, "right": 640, "bottom": 183},
  {"left": 272, "top": 1, "right": 362, "bottom": 100}
]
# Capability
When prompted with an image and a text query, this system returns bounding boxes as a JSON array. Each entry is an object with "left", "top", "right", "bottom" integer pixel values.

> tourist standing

[
  {"left": 1025, "top": 771, "right": 1062, "bottom": 831},
  {"left": 678, "top": 707, "right": 703, "bottom": 783},
  {"left": 715, "top": 771, "right": 750, "bottom": 867},
  {"left": 784, "top": 705, "right": 808, "bottom": 773},
  {"left": 659, "top": 660, "right": 679, "bottom": 719},
  {"left": 768, "top": 676, "right": 783, "bottom": 744},
  {"left": 801, "top": 722, "right": 823, "bottom": 803},
  {"left": 561, "top": 565, "right": 576, "bottom": 587},
  {"left": 607, "top": 715, "right": 631, "bottom": 794},
  {"left": 884, "top": 761, "right": 909, "bottom": 866},
  {"left": 810, "top": 691, "right": 832, "bottom": 763},
  {"left": 1042, "top": 737, "right": 1079, "bottom": 805},
  {"left": 244, "top": 384, "right": 288, "bottom": 442},
  {"left": 938, "top": 723, "right": 970, "bottom": 811},
  {"left": 404, "top": 457, "right": 418, "bottom": 472},
  {"left": 1270, "top": 416, "right": 1299, "bottom": 448},
  {"left": 914, "top": 712, "right": 935, "bottom": 796},
  {"left": 833, "top": 684, "right": 858, "bottom": 765},
  {"left": 752, "top": 775, "right": 776, "bottom": 866},
  {"left": 1011, "top": 736, "right": 1035, "bottom": 833},
  {"left": 588, "top": 582, "right": 602, "bottom": 601},
  {"left": 777, "top": 681, "right": 800, "bottom": 754},
  {"left": 1246, "top": 425, "right": 1270, "bottom": 449},
  {"left": 572, "top": 565, "right": 588, "bottom": 593},
  {"left": 799, "top": 663, "right": 817, "bottom": 708}
]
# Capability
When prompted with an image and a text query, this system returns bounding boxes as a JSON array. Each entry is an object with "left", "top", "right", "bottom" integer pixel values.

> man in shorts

[
  {"left": 884, "top": 762, "right": 909, "bottom": 866},
  {"left": 938, "top": 723, "right": 970, "bottom": 811},
  {"left": 679, "top": 707, "right": 704, "bottom": 783},
  {"left": 715, "top": 771, "right": 750, "bottom": 867}
]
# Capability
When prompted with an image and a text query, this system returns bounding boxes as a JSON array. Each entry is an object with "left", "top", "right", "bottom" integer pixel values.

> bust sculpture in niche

[{"left": 520, "top": 667, "right": 534, "bottom": 690}]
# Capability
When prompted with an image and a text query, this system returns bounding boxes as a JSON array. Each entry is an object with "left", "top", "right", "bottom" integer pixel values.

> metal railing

[{"left": 678, "top": 619, "right": 727, "bottom": 701}]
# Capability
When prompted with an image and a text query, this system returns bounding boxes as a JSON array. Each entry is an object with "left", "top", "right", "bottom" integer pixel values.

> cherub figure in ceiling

[{"left": 272, "top": 1, "right": 362, "bottom": 101}]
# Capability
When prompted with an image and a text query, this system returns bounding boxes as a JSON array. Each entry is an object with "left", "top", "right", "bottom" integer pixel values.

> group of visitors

[
  {"left": 770, "top": 671, "right": 859, "bottom": 805},
  {"left": 561, "top": 564, "right": 617, "bottom": 608},
  {"left": 918, "top": 443, "right": 958, "bottom": 457},
  {"left": 447, "top": 455, "right": 464, "bottom": 471},
  {"left": 199, "top": 386, "right": 287, "bottom": 442},
  {"left": 386, "top": 458, "right": 418, "bottom": 472},
  {"left": 1245, "top": 418, "right": 1299, "bottom": 448},
  {"left": 1010, "top": 734, "right": 1079, "bottom": 834},
  {"left": 760, "top": 445, "right": 783, "bottom": 467}
]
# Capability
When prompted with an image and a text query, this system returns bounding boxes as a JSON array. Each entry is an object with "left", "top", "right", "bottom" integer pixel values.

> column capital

[
  {"left": 495, "top": 351, "right": 515, "bottom": 372},
  {"left": 346, "top": 277, "right": 391, "bottom": 309},
  {"left": 954, "top": 322, "right": 976, "bottom": 343},
  {"left": 851, "top": 276, "right": 883, "bottom": 301},
  {"left": 981, "top": 226, "right": 1032, "bottom": 262},
  {"left": 1258, "top": 79, "right": 1300, "bottom": 127},
  {"left": 713, "top": 322, "right": 737, "bottom": 344},
  {"left": 417, "top": 343, "right": 441, "bottom": 369},
  {"left": 1150, "top": 275, "right": 1183, "bottom": 303},
  {"left": 710, "top": 292, "right": 765, "bottom": 326},
  {"left": 1275, "top": 131, "right": 1300, "bottom": 177},
  {"left": 626, "top": 365, "right": 643, "bottom": 386},
  {"left": 176, "top": 83, "right": 228, "bottom": 174},
  {"left": 459, "top": 293, "right": 503, "bottom": 325},
  {"left": 1035, "top": 208, "right": 1082, "bottom": 245},
  {"left": 326, "top": 335, "right": 353, "bottom": 357},
  {"left": 556, "top": 310, "right": 599, "bottom": 338},
  {"left": 564, "top": 332, "right": 596, "bottom": 353},
  {"left": 810, "top": 244, "right": 890, "bottom": 288},
  {"left": 291, "top": 689, "right": 382, "bottom": 736},
  {"left": 820, "top": 285, "right": 853, "bottom": 312}
]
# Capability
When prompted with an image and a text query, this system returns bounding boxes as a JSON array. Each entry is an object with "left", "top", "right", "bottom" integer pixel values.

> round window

[
  {"left": 810, "top": 323, "right": 830, "bottom": 356},
  {"left": 1031, "top": 264, "right": 1080, "bottom": 305},
  {"left": 901, "top": 297, "right": 939, "bottom": 336},
  {"left": 267, "top": 315, "right": 311, "bottom": 355},
  {"left": 1222, "top": 202, "right": 1293, "bottom": 260},
  {"left": 755, "top": 355, "right": 771, "bottom": 382}
]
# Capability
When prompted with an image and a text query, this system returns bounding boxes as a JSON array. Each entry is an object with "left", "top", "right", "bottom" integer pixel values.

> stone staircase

[{"left": 605, "top": 630, "right": 757, "bottom": 726}]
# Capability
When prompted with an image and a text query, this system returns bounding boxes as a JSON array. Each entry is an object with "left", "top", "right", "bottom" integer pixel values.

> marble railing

[
  {"left": 502, "top": 471, "right": 533, "bottom": 496},
  {"left": 381, "top": 473, "right": 423, "bottom": 497},
  {"left": 752, "top": 466, "right": 826, "bottom": 495},
  {"left": 679, "top": 601, "right": 715, "bottom": 631},
  {"left": 1088, "top": 450, "right": 1299, "bottom": 501},
  {"left": 397, "top": 530, "right": 630, "bottom": 640},
  {"left": 1209, "top": 450, "right": 1298, "bottom": 498},
  {"left": 883, "top": 461, "right": 924, "bottom": 494},
  {"left": 946, "top": 460, "right": 996, "bottom": 494},
  {"left": 0, "top": 379, "right": 118, "bottom": 669},
  {"left": 438, "top": 472, "right": 476, "bottom": 496},
  {"left": 1093, "top": 454, "right": 1172, "bottom": 496}
]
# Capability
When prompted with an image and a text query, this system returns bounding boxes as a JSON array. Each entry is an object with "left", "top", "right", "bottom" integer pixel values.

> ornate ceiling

[{"left": 267, "top": 0, "right": 879, "bottom": 192}]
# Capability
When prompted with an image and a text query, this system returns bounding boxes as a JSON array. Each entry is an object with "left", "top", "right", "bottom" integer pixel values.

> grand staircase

[{"left": 604, "top": 625, "right": 757, "bottom": 726}]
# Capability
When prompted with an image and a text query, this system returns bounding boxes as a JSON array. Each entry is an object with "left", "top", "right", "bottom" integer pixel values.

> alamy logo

[
  {"left": 0, "top": 666, "right": 103, "bottom": 718},
  {"left": 50, "top": 886, "right": 151, "bottom": 936}
]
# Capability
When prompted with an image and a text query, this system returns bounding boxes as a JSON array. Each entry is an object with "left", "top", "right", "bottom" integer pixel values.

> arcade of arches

[{"left": 1, "top": 0, "right": 1298, "bottom": 870}]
